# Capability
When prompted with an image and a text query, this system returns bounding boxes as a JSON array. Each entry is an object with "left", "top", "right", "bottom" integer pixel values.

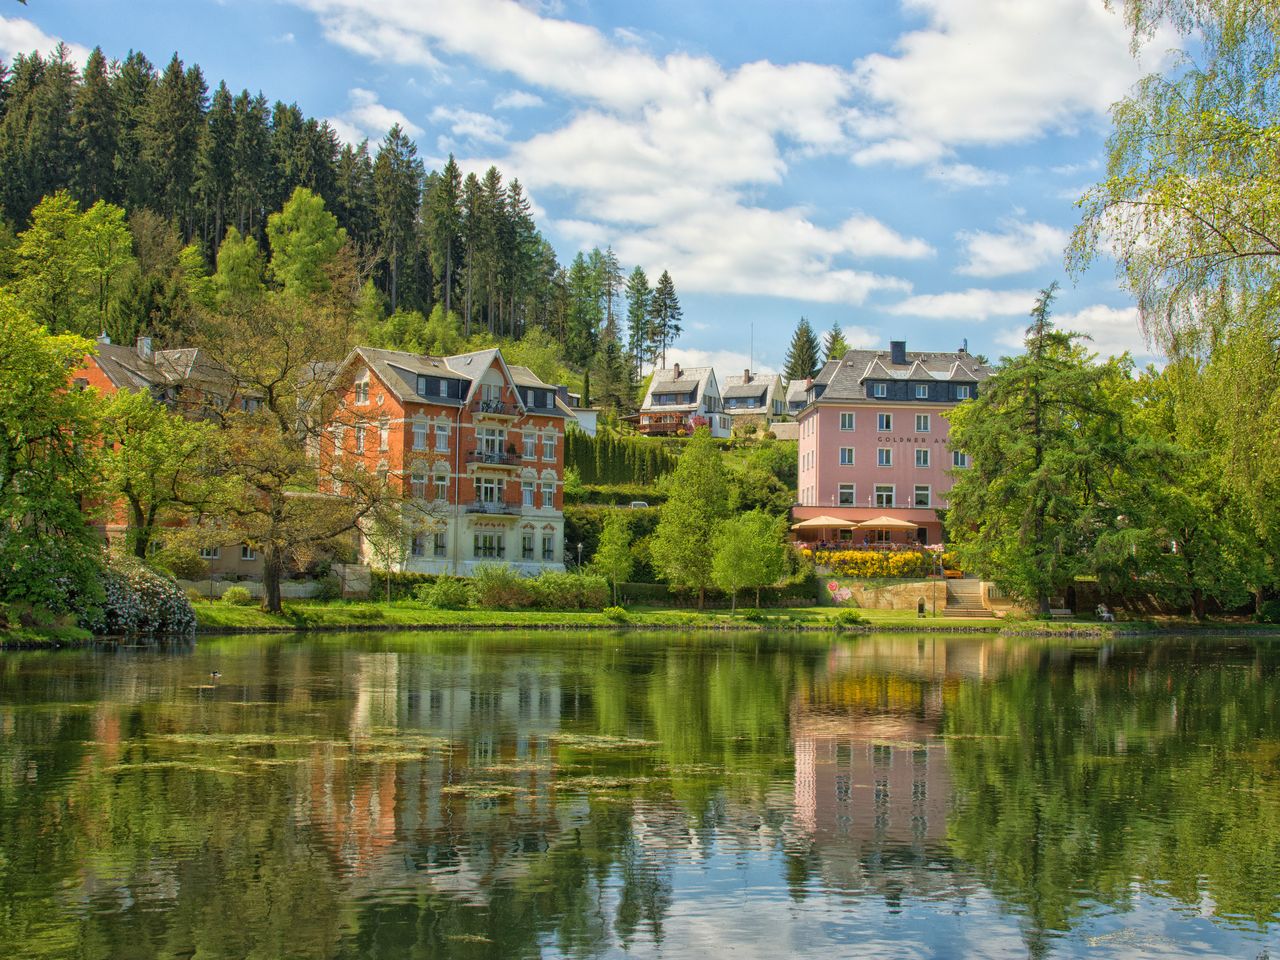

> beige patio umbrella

[
  {"left": 855, "top": 515, "right": 921, "bottom": 531},
  {"left": 789, "top": 514, "right": 857, "bottom": 531}
]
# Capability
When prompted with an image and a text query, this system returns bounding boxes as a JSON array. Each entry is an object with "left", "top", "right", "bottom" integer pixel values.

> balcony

[
  {"left": 474, "top": 399, "right": 513, "bottom": 416},
  {"left": 465, "top": 500, "right": 521, "bottom": 516},
  {"left": 466, "top": 448, "right": 518, "bottom": 467}
]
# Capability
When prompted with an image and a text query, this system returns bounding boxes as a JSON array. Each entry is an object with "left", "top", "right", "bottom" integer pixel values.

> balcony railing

[
  {"left": 475, "top": 399, "right": 512, "bottom": 415},
  {"left": 465, "top": 500, "right": 521, "bottom": 515},
  {"left": 466, "top": 448, "right": 517, "bottom": 466}
]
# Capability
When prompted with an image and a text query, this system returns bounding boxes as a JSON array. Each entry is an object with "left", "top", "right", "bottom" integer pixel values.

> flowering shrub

[
  {"left": 80, "top": 553, "right": 196, "bottom": 637},
  {"left": 798, "top": 547, "right": 963, "bottom": 579}
]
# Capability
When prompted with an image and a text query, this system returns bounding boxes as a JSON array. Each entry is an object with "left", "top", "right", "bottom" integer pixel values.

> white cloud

[
  {"left": 327, "top": 87, "right": 423, "bottom": 144},
  {"left": 886, "top": 287, "right": 1040, "bottom": 321},
  {"left": 850, "top": 0, "right": 1180, "bottom": 166},
  {"left": 431, "top": 105, "right": 508, "bottom": 144},
  {"left": 926, "top": 163, "right": 1009, "bottom": 189},
  {"left": 0, "top": 16, "right": 91, "bottom": 64},
  {"left": 837, "top": 324, "right": 880, "bottom": 349},
  {"left": 661, "top": 347, "right": 778, "bottom": 379},
  {"left": 996, "top": 303, "right": 1159, "bottom": 360},
  {"left": 956, "top": 220, "right": 1069, "bottom": 277},
  {"left": 494, "top": 89, "right": 544, "bottom": 110}
]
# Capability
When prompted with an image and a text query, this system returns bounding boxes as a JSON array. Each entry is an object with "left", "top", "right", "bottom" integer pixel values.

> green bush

[
  {"left": 417, "top": 577, "right": 473, "bottom": 610},
  {"left": 603, "top": 605, "right": 629, "bottom": 623},
  {"left": 471, "top": 564, "right": 536, "bottom": 609},
  {"left": 149, "top": 548, "right": 208, "bottom": 582},
  {"left": 221, "top": 585, "right": 255, "bottom": 606},
  {"left": 833, "top": 609, "right": 868, "bottom": 630},
  {"left": 80, "top": 553, "right": 196, "bottom": 637},
  {"left": 370, "top": 569, "right": 437, "bottom": 600},
  {"left": 1256, "top": 599, "right": 1280, "bottom": 624},
  {"left": 531, "top": 570, "right": 609, "bottom": 609},
  {"left": 313, "top": 574, "right": 342, "bottom": 601}
]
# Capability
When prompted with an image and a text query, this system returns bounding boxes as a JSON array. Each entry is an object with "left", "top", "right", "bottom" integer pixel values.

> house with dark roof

[
  {"left": 629, "top": 363, "right": 731, "bottom": 438},
  {"left": 327, "top": 345, "right": 571, "bottom": 575},
  {"left": 792, "top": 340, "right": 992, "bottom": 547},
  {"left": 720, "top": 369, "right": 785, "bottom": 432}
]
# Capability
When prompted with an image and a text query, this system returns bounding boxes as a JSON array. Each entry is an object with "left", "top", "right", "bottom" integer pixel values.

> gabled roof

[
  {"left": 642, "top": 365, "right": 716, "bottom": 410},
  {"left": 720, "top": 372, "right": 781, "bottom": 400},
  {"left": 91, "top": 342, "right": 158, "bottom": 390},
  {"left": 443, "top": 348, "right": 528, "bottom": 411},
  {"left": 814, "top": 347, "right": 992, "bottom": 401},
  {"left": 347, "top": 346, "right": 463, "bottom": 405},
  {"left": 785, "top": 379, "right": 810, "bottom": 402}
]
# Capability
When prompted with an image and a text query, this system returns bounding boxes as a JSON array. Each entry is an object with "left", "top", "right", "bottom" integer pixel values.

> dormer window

[
  {"left": 915, "top": 384, "right": 928, "bottom": 399},
  {"left": 956, "top": 385, "right": 972, "bottom": 399},
  {"left": 417, "top": 374, "right": 428, "bottom": 396},
  {"left": 871, "top": 382, "right": 887, "bottom": 398}
]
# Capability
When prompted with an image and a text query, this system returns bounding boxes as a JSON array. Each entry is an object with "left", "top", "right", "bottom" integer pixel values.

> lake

[{"left": 1, "top": 631, "right": 1278, "bottom": 958}]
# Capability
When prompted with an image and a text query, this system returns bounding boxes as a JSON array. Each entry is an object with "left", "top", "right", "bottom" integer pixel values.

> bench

[{"left": 1049, "top": 608, "right": 1073, "bottom": 620}]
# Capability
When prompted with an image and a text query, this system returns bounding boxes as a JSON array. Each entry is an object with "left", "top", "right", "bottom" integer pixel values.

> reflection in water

[{"left": 0, "top": 633, "right": 1278, "bottom": 958}]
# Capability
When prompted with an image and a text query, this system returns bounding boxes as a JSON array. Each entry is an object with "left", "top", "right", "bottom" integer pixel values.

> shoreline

[{"left": 5, "top": 616, "right": 1278, "bottom": 648}]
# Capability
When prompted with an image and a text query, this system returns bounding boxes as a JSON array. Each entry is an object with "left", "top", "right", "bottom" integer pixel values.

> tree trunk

[
  {"left": 698, "top": 585, "right": 705, "bottom": 610},
  {"left": 755, "top": 587, "right": 761, "bottom": 608},
  {"left": 263, "top": 543, "right": 285, "bottom": 614},
  {"left": 1191, "top": 586, "right": 1206, "bottom": 622}
]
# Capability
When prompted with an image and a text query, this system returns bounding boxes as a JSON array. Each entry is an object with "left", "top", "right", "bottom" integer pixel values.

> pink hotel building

[{"left": 794, "top": 340, "right": 991, "bottom": 546}]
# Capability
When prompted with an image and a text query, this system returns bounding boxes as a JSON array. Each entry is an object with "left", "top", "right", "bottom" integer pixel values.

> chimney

[
  {"left": 743, "top": 368, "right": 751, "bottom": 384},
  {"left": 805, "top": 377, "right": 813, "bottom": 390},
  {"left": 673, "top": 362, "right": 682, "bottom": 379},
  {"left": 890, "top": 340, "right": 907, "bottom": 365},
  {"left": 136, "top": 335, "right": 153, "bottom": 360}
]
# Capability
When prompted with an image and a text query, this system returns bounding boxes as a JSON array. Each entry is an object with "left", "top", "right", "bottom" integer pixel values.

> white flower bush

[{"left": 80, "top": 552, "right": 196, "bottom": 638}]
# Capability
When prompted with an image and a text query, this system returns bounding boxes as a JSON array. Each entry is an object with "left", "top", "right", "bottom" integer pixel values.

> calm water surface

[{"left": 1, "top": 631, "right": 1278, "bottom": 959}]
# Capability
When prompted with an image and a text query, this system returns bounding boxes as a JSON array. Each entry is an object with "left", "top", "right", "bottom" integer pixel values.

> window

[
  {"left": 956, "top": 385, "right": 972, "bottom": 399},
  {"left": 433, "top": 472, "right": 448, "bottom": 500},
  {"left": 199, "top": 546, "right": 220, "bottom": 560},
  {"left": 378, "top": 417, "right": 389, "bottom": 452},
  {"left": 915, "top": 413, "right": 930, "bottom": 433},
  {"left": 412, "top": 422, "right": 427, "bottom": 450},
  {"left": 877, "top": 448, "right": 891, "bottom": 467},
  {"left": 355, "top": 375, "right": 369, "bottom": 404},
  {"left": 410, "top": 535, "right": 426, "bottom": 558},
  {"left": 953, "top": 451, "right": 969, "bottom": 469},
  {"left": 241, "top": 397, "right": 262, "bottom": 413},
  {"left": 838, "top": 483, "right": 856, "bottom": 506},
  {"left": 875, "top": 484, "right": 894, "bottom": 507},
  {"left": 541, "top": 482, "right": 555, "bottom": 509},
  {"left": 523, "top": 432, "right": 536, "bottom": 459},
  {"left": 411, "top": 469, "right": 428, "bottom": 500},
  {"left": 871, "top": 529, "right": 892, "bottom": 544},
  {"left": 877, "top": 412, "right": 892, "bottom": 431},
  {"left": 542, "top": 534, "right": 555, "bottom": 561},
  {"left": 522, "top": 480, "right": 535, "bottom": 507},
  {"left": 473, "top": 533, "right": 505, "bottom": 559},
  {"left": 522, "top": 532, "right": 535, "bottom": 560},
  {"left": 481, "top": 382, "right": 501, "bottom": 404},
  {"left": 872, "top": 382, "right": 887, "bottom": 397},
  {"left": 477, "top": 477, "right": 503, "bottom": 503},
  {"left": 914, "top": 485, "right": 931, "bottom": 507},
  {"left": 915, "top": 383, "right": 928, "bottom": 399},
  {"left": 240, "top": 545, "right": 256, "bottom": 561},
  {"left": 416, "top": 374, "right": 429, "bottom": 396},
  {"left": 434, "top": 423, "right": 449, "bottom": 453},
  {"left": 840, "top": 412, "right": 855, "bottom": 431},
  {"left": 542, "top": 434, "right": 556, "bottom": 461},
  {"left": 354, "top": 424, "right": 365, "bottom": 453},
  {"left": 479, "top": 427, "right": 505, "bottom": 457},
  {"left": 439, "top": 379, "right": 448, "bottom": 398},
  {"left": 433, "top": 532, "right": 447, "bottom": 557},
  {"left": 915, "top": 448, "right": 930, "bottom": 467},
  {"left": 839, "top": 447, "right": 855, "bottom": 465}
]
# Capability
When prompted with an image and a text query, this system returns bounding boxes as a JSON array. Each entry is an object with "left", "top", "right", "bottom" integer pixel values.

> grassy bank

[{"left": 0, "top": 624, "right": 96, "bottom": 648}]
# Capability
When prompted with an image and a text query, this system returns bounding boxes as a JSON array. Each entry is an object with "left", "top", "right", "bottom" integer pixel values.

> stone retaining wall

[{"left": 820, "top": 577, "right": 948, "bottom": 612}]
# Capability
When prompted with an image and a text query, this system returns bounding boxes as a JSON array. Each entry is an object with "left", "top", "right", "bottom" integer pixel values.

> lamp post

[{"left": 576, "top": 542, "right": 583, "bottom": 569}]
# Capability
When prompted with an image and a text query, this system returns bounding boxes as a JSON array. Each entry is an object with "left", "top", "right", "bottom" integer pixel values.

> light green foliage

[
  {"left": 0, "top": 293, "right": 103, "bottom": 612},
  {"left": 651, "top": 428, "right": 729, "bottom": 606},
  {"left": 220, "top": 585, "right": 254, "bottom": 606},
  {"left": 266, "top": 187, "right": 347, "bottom": 298},
  {"left": 212, "top": 226, "right": 264, "bottom": 305},
  {"left": 98, "top": 387, "right": 222, "bottom": 559},
  {"left": 8, "top": 192, "right": 135, "bottom": 337},
  {"left": 822, "top": 321, "right": 849, "bottom": 364},
  {"left": 946, "top": 285, "right": 1137, "bottom": 612},
  {"left": 501, "top": 325, "right": 576, "bottom": 389},
  {"left": 711, "top": 510, "right": 788, "bottom": 610},
  {"left": 415, "top": 577, "right": 472, "bottom": 610},
  {"left": 592, "top": 513, "right": 634, "bottom": 604},
  {"left": 177, "top": 242, "right": 215, "bottom": 310},
  {"left": 727, "top": 438, "right": 798, "bottom": 516}
]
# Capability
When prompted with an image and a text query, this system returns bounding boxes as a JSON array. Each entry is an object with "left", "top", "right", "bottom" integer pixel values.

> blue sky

[{"left": 2, "top": 0, "right": 1180, "bottom": 373}]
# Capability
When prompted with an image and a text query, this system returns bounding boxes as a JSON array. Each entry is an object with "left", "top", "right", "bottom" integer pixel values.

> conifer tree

[
  {"left": 783, "top": 317, "right": 820, "bottom": 380},
  {"left": 70, "top": 47, "right": 118, "bottom": 204},
  {"left": 372, "top": 124, "right": 423, "bottom": 311},
  {"left": 647, "top": 269, "right": 682, "bottom": 368},
  {"left": 822, "top": 321, "right": 850, "bottom": 365},
  {"left": 624, "top": 265, "right": 650, "bottom": 374}
]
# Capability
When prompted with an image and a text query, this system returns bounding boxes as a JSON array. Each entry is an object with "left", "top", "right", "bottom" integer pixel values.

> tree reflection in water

[{"left": 0, "top": 633, "right": 1276, "bottom": 958}]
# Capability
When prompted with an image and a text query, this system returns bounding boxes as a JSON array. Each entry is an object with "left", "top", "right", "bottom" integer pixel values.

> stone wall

[{"left": 820, "top": 577, "right": 947, "bottom": 612}]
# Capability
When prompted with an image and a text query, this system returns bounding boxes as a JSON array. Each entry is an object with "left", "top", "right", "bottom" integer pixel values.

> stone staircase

[{"left": 943, "top": 579, "right": 988, "bottom": 618}]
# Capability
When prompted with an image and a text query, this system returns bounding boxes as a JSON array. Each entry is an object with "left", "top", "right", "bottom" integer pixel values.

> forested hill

[{"left": 0, "top": 43, "right": 684, "bottom": 398}]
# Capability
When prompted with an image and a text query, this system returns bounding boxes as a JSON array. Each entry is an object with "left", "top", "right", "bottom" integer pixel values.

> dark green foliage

[
  {"left": 647, "top": 269, "right": 682, "bottom": 368},
  {"left": 565, "top": 430, "right": 676, "bottom": 485},
  {"left": 1256, "top": 599, "right": 1280, "bottom": 624},
  {"left": 783, "top": 317, "right": 821, "bottom": 380}
]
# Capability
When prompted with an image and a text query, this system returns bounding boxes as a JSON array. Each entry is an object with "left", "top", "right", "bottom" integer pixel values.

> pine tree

[
  {"left": 230, "top": 91, "right": 271, "bottom": 237},
  {"left": 372, "top": 124, "right": 423, "bottom": 311},
  {"left": 783, "top": 317, "right": 821, "bottom": 380},
  {"left": 647, "top": 269, "right": 682, "bottom": 368},
  {"left": 333, "top": 140, "right": 375, "bottom": 241},
  {"left": 197, "top": 81, "right": 235, "bottom": 249},
  {"left": 424, "top": 155, "right": 462, "bottom": 320},
  {"left": 143, "top": 55, "right": 207, "bottom": 237},
  {"left": 71, "top": 47, "right": 118, "bottom": 204},
  {"left": 823, "top": 320, "right": 850, "bottom": 365},
  {"left": 624, "top": 265, "right": 650, "bottom": 375}
]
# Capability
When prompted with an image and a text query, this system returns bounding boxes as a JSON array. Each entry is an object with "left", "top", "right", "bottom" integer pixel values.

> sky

[{"left": 1, "top": 0, "right": 1180, "bottom": 374}]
